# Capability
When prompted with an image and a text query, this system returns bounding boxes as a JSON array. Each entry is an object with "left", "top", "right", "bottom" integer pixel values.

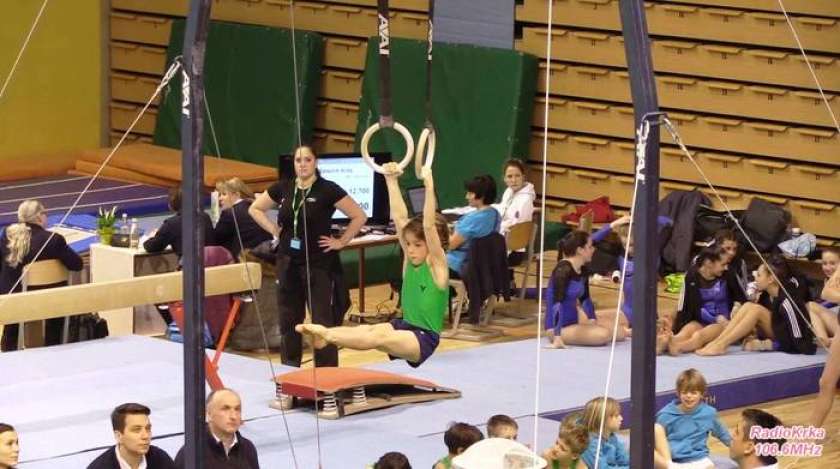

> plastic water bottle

[
  {"left": 121, "top": 213, "right": 129, "bottom": 234},
  {"left": 210, "top": 190, "right": 220, "bottom": 225},
  {"left": 129, "top": 218, "right": 139, "bottom": 249}
]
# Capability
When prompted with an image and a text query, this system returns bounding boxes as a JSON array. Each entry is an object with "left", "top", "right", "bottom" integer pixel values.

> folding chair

[
  {"left": 489, "top": 221, "right": 540, "bottom": 326},
  {"left": 168, "top": 246, "right": 244, "bottom": 391},
  {"left": 441, "top": 233, "right": 506, "bottom": 342},
  {"left": 19, "top": 259, "right": 68, "bottom": 349}
]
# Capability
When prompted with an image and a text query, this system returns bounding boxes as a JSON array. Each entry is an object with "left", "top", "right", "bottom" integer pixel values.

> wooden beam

[{"left": 0, "top": 262, "right": 261, "bottom": 324}]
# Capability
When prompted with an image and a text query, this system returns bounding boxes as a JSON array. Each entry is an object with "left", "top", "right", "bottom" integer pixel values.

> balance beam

[{"left": 0, "top": 262, "right": 262, "bottom": 324}]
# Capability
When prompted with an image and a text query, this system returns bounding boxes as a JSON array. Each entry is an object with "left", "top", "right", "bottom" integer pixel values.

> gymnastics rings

[
  {"left": 414, "top": 126, "right": 436, "bottom": 178},
  {"left": 360, "top": 120, "right": 415, "bottom": 174}
]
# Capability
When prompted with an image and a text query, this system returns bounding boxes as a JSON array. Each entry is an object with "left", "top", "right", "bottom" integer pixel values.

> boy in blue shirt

[{"left": 656, "top": 369, "right": 731, "bottom": 468}]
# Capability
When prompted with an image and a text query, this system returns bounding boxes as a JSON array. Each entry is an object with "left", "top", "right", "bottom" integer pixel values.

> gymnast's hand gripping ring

[
  {"left": 360, "top": 121, "right": 415, "bottom": 174},
  {"left": 414, "top": 126, "right": 435, "bottom": 179}
]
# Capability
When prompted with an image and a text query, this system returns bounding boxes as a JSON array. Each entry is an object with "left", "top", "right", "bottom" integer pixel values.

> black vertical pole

[
  {"left": 181, "top": 1, "right": 212, "bottom": 468},
  {"left": 618, "top": 1, "right": 660, "bottom": 468}
]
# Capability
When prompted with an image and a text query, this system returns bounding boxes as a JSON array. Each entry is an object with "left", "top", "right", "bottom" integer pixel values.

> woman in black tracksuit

[{"left": 249, "top": 145, "right": 366, "bottom": 367}]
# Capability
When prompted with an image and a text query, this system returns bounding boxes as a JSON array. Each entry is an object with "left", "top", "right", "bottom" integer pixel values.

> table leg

[{"left": 358, "top": 246, "right": 366, "bottom": 313}]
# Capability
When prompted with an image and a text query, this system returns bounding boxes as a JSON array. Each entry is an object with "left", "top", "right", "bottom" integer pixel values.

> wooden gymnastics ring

[
  {"left": 360, "top": 121, "right": 415, "bottom": 174},
  {"left": 414, "top": 126, "right": 436, "bottom": 178}
]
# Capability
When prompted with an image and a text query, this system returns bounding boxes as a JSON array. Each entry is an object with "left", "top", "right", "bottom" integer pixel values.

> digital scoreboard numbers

[{"left": 317, "top": 158, "right": 375, "bottom": 219}]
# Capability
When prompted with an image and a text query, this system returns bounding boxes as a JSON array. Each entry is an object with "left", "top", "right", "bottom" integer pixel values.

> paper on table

[{"left": 50, "top": 226, "right": 96, "bottom": 244}]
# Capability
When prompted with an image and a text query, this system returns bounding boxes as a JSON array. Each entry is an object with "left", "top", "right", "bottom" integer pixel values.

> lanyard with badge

[{"left": 290, "top": 185, "right": 310, "bottom": 250}]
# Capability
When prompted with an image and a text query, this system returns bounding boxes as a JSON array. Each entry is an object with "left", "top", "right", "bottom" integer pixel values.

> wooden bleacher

[
  {"left": 536, "top": 63, "right": 840, "bottom": 129},
  {"left": 517, "top": 0, "right": 840, "bottom": 54},
  {"left": 108, "top": 0, "right": 428, "bottom": 150},
  {"left": 104, "top": 0, "right": 840, "bottom": 253},
  {"left": 518, "top": 27, "right": 840, "bottom": 92}
]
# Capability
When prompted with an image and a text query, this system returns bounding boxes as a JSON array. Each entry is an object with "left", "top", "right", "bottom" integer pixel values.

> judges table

[
  {"left": 87, "top": 231, "right": 398, "bottom": 332},
  {"left": 89, "top": 244, "right": 178, "bottom": 336}
]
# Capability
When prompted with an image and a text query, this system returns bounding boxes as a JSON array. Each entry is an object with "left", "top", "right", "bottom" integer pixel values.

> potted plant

[{"left": 97, "top": 206, "right": 118, "bottom": 245}]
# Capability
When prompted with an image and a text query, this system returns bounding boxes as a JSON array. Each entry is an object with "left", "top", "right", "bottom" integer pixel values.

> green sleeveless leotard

[{"left": 401, "top": 262, "right": 448, "bottom": 333}]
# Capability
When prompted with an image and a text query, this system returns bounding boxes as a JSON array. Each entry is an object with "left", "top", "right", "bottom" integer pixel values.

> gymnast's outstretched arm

[
  {"left": 382, "top": 162, "right": 409, "bottom": 234},
  {"left": 419, "top": 166, "right": 448, "bottom": 290}
]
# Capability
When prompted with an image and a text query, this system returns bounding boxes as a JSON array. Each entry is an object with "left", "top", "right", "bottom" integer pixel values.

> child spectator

[
  {"left": 487, "top": 415, "right": 518, "bottom": 440},
  {"left": 655, "top": 369, "right": 731, "bottom": 468},
  {"left": 434, "top": 422, "right": 483, "bottom": 469},
  {"left": 543, "top": 412, "right": 590, "bottom": 469},
  {"left": 370, "top": 451, "right": 411, "bottom": 469},
  {"left": 580, "top": 397, "right": 629, "bottom": 469}
]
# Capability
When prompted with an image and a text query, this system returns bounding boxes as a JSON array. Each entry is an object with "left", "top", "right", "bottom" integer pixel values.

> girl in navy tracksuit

[{"left": 666, "top": 246, "right": 746, "bottom": 355}]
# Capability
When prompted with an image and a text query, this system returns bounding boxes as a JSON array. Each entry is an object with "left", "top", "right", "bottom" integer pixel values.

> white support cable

[
  {"left": 288, "top": 1, "right": 323, "bottom": 467},
  {"left": 289, "top": 0, "right": 305, "bottom": 150},
  {"left": 203, "top": 92, "right": 300, "bottom": 468},
  {"left": 0, "top": 59, "right": 182, "bottom": 310},
  {"left": 230, "top": 199, "right": 302, "bottom": 469},
  {"left": 593, "top": 120, "right": 647, "bottom": 469},
  {"left": 776, "top": 0, "right": 840, "bottom": 135},
  {"left": 202, "top": 89, "right": 223, "bottom": 159},
  {"left": 660, "top": 117, "right": 828, "bottom": 353},
  {"left": 0, "top": 0, "right": 50, "bottom": 102},
  {"left": 531, "top": 0, "right": 555, "bottom": 458}
]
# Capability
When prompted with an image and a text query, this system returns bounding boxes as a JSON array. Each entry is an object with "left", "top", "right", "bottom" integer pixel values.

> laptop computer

[
  {"left": 406, "top": 186, "right": 460, "bottom": 222},
  {"left": 406, "top": 186, "right": 432, "bottom": 216}
]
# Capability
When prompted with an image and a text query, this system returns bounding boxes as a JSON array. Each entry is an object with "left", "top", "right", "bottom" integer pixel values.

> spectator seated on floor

[{"left": 434, "top": 422, "right": 484, "bottom": 469}]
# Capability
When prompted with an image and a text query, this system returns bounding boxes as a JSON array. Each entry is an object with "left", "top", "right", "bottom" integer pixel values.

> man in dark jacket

[
  {"left": 87, "top": 403, "right": 175, "bottom": 469},
  {"left": 174, "top": 388, "right": 260, "bottom": 469}
]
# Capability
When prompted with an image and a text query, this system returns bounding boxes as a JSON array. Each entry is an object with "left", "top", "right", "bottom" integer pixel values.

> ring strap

[{"left": 376, "top": 0, "right": 393, "bottom": 125}]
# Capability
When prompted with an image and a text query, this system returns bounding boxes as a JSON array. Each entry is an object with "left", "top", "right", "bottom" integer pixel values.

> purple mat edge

[
  {"left": 0, "top": 176, "right": 169, "bottom": 227},
  {"left": 540, "top": 362, "right": 828, "bottom": 428}
]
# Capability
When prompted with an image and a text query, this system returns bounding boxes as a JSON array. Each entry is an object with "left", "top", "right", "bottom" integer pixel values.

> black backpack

[
  {"left": 67, "top": 313, "right": 109, "bottom": 342},
  {"left": 738, "top": 198, "right": 790, "bottom": 253},
  {"left": 694, "top": 205, "right": 734, "bottom": 243}
]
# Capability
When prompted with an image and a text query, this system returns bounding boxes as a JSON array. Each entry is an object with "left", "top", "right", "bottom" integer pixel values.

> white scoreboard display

[{"left": 317, "top": 157, "right": 375, "bottom": 219}]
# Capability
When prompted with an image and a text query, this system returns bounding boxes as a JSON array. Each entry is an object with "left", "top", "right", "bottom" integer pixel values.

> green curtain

[
  {"left": 155, "top": 20, "right": 323, "bottom": 167},
  {"left": 355, "top": 37, "right": 537, "bottom": 208}
]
